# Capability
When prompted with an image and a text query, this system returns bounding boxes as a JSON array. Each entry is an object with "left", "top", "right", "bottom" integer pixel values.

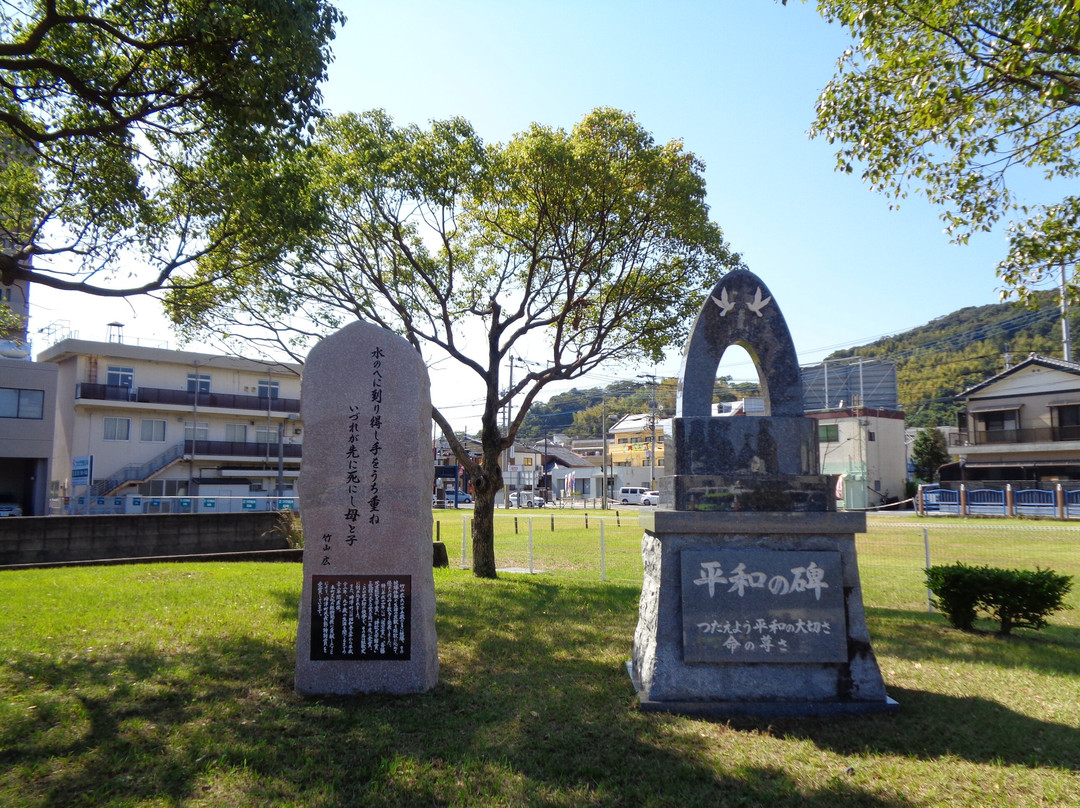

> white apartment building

[{"left": 37, "top": 338, "right": 303, "bottom": 513}]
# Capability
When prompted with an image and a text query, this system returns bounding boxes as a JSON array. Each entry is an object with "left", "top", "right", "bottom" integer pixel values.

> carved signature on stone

[
  {"left": 746, "top": 287, "right": 772, "bottom": 317},
  {"left": 711, "top": 287, "right": 736, "bottom": 317}
]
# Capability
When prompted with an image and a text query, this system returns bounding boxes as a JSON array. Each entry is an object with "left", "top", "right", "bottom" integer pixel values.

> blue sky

[{"left": 28, "top": 1, "right": 1036, "bottom": 433}]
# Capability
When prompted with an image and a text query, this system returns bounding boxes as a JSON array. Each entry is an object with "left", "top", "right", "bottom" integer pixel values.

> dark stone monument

[
  {"left": 629, "top": 269, "right": 896, "bottom": 716},
  {"left": 295, "top": 320, "right": 438, "bottom": 695}
]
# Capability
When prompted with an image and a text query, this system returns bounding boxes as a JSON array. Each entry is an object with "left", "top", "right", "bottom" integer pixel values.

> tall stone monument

[
  {"left": 295, "top": 320, "right": 438, "bottom": 695},
  {"left": 629, "top": 269, "right": 896, "bottom": 716}
]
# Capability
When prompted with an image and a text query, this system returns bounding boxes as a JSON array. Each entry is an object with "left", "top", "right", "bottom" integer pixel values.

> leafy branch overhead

[
  {"left": 0, "top": 0, "right": 343, "bottom": 293},
  {"left": 169, "top": 107, "right": 742, "bottom": 576},
  {"left": 798, "top": 0, "right": 1080, "bottom": 303}
]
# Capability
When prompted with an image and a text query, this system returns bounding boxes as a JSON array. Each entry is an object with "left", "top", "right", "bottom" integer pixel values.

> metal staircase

[{"left": 89, "top": 443, "right": 186, "bottom": 497}]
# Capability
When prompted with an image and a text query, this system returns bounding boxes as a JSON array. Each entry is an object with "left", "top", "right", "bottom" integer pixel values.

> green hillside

[
  {"left": 828, "top": 290, "right": 1076, "bottom": 427},
  {"left": 515, "top": 292, "right": 1077, "bottom": 438}
]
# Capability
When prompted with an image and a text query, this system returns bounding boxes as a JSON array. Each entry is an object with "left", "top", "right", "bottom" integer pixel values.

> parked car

[
  {"left": 0, "top": 501, "right": 23, "bottom": 517},
  {"left": 641, "top": 490, "right": 660, "bottom": 506},
  {"left": 509, "top": 492, "right": 545, "bottom": 508},
  {"left": 443, "top": 489, "right": 472, "bottom": 504},
  {"left": 618, "top": 486, "right": 650, "bottom": 504}
]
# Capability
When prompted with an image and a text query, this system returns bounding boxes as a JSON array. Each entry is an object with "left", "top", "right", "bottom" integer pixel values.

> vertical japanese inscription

[
  {"left": 369, "top": 346, "right": 383, "bottom": 525},
  {"left": 328, "top": 345, "right": 386, "bottom": 568},
  {"left": 310, "top": 574, "right": 412, "bottom": 660}
]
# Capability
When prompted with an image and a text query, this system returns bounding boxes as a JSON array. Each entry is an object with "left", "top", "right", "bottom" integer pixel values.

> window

[
  {"left": 867, "top": 431, "right": 876, "bottom": 442},
  {"left": 522, "top": 456, "right": 533, "bottom": 466},
  {"left": 225, "top": 423, "right": 247, "bottom": 442},
  {"left": 187, "top": 373, "right": 211, "bottom": 393},
  {"left": 184, "top": 421, "right": 209, "bottom": 441},
  {"left": 256, "top": 426, "right": 279, "bottom": 444},
  {"left": 139, "top": 479, "right": 187, "bottom": 496},
  {"left": 1057, "top": 405, "right": 1080, "bottom": 427},
  {"left": 106, "top": 366, "right": 133, "bottom": 389},
  {"left": 1053, "top": 404, "right": 1080, "bottom": 441},
  {"left": 0, "top": 387, "right": 44, "bottom": 419},
  {"left": 258, "top": 380, "right": 279, "bottom": 399},
  {"left": 104, "top": 416, "right": 130, "bottom": 441},
  {"left": 140, "top": 419, "right": 166, "bottom": 442},
  {"left": 818, "top": 424, "right": 839, "bottom": 442},
  {"left": 981, "top": 411, "right": 1017, "bottom": 432}
]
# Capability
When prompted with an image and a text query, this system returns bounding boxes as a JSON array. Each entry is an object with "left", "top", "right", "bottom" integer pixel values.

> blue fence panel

[
  {"left": 935, "top": 488, "right": 960, "bottom": 514},
  {"left": 1015, "top": 487, "right": 1056, "bottom": 516},
  {"left": 1067, "top": 489, "right": 1080, "bottom": 519},
  {"left": 966, "top": 488, "right": 1006, "bottom": 515}
]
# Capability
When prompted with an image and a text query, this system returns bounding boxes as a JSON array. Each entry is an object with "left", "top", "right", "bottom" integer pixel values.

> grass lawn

[{"left": 2, "top": 515, "right": 1079, "bottom": 806}]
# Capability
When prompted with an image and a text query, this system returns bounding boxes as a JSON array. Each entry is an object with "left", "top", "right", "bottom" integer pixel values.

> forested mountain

[
  {"left": 516, "top": 292, "right": 1077, "bottom": 438},
  {"left": 827, "top": 290, "right": 1076, "bottom": 427},
  {"left": 516, "top": 376, "right": 759, "bottom": 441}
]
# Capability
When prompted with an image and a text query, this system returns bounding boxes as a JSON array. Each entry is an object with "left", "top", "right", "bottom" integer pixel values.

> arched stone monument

[{"left": 629, "top": 269, "right": 896, "bottom": 716}]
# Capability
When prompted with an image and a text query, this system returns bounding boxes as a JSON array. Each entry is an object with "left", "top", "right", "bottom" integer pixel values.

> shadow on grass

[
  {"left": 0, "top": 575, "right": 920, "bottom": 808},
  {"left": 866, "top": 606, "right": 1080, "bottom": 677},
  {"left": 746, "top": 683, "right": 1080, "bottom": 773}
]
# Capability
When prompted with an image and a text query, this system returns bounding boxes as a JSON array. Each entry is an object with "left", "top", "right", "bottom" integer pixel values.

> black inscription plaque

[
  {"left": 310, "top": 574, "right": 411, "bottom": 661},
  {"left": 680, "top": 549, "right": 847, "bottom": 663}
]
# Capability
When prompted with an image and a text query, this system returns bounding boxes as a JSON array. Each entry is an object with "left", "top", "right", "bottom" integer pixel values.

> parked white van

[{"left": 618, "top": 486, "right": 649, "bottom": 504}]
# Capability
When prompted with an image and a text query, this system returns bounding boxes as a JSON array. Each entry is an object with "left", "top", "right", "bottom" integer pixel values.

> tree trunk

[{"left": 470, "top": 463, "right": 501, "bottom": 578}]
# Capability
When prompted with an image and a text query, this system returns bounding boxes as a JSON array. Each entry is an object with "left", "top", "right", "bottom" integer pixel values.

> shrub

[
  {"left": 925, "top": 563, "right": 1073, "bottom": 635},
  {"left": 272, "top": 509, "right": 304, "bottom": 549}
]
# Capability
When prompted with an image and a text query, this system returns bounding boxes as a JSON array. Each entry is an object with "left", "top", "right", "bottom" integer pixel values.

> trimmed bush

[{"left": 925, "top": 563, "right": 1073, "bottom": 635}]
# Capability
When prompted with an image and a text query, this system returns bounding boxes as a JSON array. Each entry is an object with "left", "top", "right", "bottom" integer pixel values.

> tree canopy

[
  {"left": 911, "top": 426, "right": 951, "bottom": 482},
  {"left": 0, "top": 0, "right": 343, "bottom": 294},
  {"left": 168, "top": 107, "right": 742, "bottom": 576},
  {"left": 799, "top": 0, "right": 1080, "bottom": 303}
]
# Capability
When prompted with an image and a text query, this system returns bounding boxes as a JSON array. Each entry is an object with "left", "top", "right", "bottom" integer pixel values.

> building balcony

[
  {"left": 75, "top": 383, "right": 301, "bottom": 414},
  {"left": 187, "top": 439, "right": 302, "bottom": 459},
  {"left": 951, "top": 426, "right": 1080, "bottom": 447}
]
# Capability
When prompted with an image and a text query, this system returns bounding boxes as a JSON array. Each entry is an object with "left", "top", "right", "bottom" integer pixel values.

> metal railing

[
  {"left": 951, "top": 425, "right": 1080, "bottom": 446},
  {"left": 188, "top": 439, "right": 302, "bottom": 459},
  {"left": 75, "top": 383, "right": 300, "bottom": 414}
]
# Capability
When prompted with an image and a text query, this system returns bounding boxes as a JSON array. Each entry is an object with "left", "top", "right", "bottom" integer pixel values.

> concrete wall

[{"left": 0, "top": 512, "right": 291, "bottom": 566}]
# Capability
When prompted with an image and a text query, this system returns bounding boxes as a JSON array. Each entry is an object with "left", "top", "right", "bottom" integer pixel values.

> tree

[
  {"left": 911, "top": 426, "right": 950, "bottom": 482},
  {"left": 797, "top": 0, "right": 1080, "bottom": 304},
  {"left": 167, "top": 107, "right": 742, "bottom": 578},
  {"left": 0, "top": 0, "right": 343, "bottom": 294}
]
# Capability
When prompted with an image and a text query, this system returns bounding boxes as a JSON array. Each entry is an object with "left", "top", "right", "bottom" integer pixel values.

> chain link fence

[{"left": 434, "top": 511, "right": 1080, "bottom": 625}]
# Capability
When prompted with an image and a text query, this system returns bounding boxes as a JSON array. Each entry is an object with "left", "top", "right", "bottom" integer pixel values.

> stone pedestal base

[{"left": 630, "top": 510, "right": 897, "bottom": 717}]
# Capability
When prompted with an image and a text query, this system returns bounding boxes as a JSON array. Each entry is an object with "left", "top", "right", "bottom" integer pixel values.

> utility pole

[
  {"left": 638, "top": 374, "right": 658, "bottom": 489},
  {"left": 504, "top": 355, "right": 515, "bottom": 431},
  {"left": 1062, "top": 262, "right": 1073, "bottom": 362},
  {"left": 601, "top": 398, "right": 608, "bottom": 506}
]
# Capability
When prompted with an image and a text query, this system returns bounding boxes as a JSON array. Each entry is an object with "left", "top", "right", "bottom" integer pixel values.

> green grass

[
  {"left": 434, "top": 510, "right": 1080, "bottom": 623},
  {"left": 2, "top": 516, "right": 1079, "bottom": 806}
]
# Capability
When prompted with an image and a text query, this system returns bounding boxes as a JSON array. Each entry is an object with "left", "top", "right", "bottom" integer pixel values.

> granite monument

[
  {"left": 295, "top": 320, "right": 439, "bottom": 695},
  {"left": 629, "top": 269, "right": 896, "bottom": 716}
]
